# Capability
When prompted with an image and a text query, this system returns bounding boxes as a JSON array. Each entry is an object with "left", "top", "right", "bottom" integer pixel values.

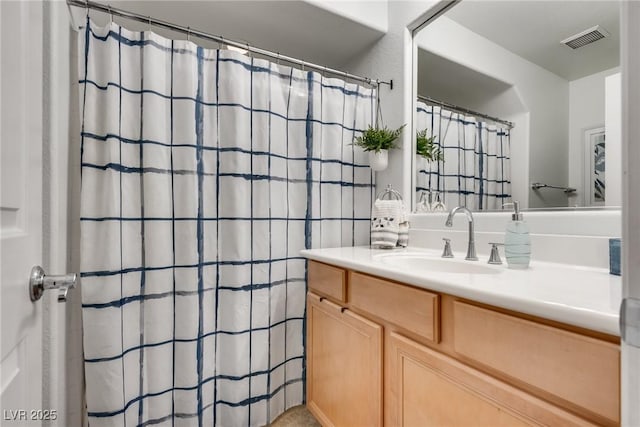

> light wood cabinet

[
  {"left": 306, "top": 292, "right": 383, "bottom": 427},
  {"left": 452, "top": 301, "right": 620, "bottom": 425},
  {"left": 308, "top": 261, "right": 347, "bottom": 303},
  {"left": 349, "top": 271, "right": 440, "bottom": 342},
  {"left": 387, "top": 332, "right": 598, "bottom": 427},
  {"left": 305, "top": 260, "right": 620, "bottom": 427}
]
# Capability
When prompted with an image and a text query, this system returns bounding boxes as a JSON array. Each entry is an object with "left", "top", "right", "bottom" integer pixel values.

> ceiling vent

[{"left": 561, "top": 25, "right": 611, "bottom": 49}]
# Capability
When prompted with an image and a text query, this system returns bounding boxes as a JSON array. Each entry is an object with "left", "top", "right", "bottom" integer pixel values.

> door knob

[
  {"left": 29, "top": 266, "right": 77, "bottom": 303},
  {"left": 621, "top": 297, "right": 640, "bottom": 348}
]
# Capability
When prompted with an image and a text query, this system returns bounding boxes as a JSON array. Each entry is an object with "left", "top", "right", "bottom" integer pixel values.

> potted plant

[
  {"left": 416, "top": 129, "right": 443, "bottom": 162},
  {"left": 353, "top": 124, "right": 405, "bottom": 171}
]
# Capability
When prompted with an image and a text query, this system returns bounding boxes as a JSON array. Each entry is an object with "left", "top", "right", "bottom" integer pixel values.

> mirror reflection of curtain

[{"left": 416, "top": 102, "right": 512, "bottom": 210}]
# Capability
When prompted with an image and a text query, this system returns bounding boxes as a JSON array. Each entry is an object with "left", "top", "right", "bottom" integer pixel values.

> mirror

[{"left": 412, "top": 1, "right": 621, "bottom": 212}]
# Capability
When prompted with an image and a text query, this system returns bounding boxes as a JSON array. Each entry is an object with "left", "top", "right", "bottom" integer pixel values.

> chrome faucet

[{"left": 445, "top": 206, "right": 478, "bottom": 261}]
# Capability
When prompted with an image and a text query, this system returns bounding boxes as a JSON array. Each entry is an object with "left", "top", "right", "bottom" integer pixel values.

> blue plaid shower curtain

[
  {"left": 416, "top": 102, "right": 511, "bottom": 210},
  {"left": 78, "top": 20, "right": 374, "bottom": 427}
]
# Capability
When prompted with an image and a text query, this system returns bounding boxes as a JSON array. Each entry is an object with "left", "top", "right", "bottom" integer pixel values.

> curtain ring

[
  {"left": 276, "top": 52, "right": 280, "bottom": 66},
  {"left": 187, "top": 26, "right": 191, "bottom": 42},
  {"left": 85, "top": 0, "right": 89, "bottom": 18},
  {"left": 147, "top": 15, "right": 152, "bottom": 31},
  {"left": 246, "top": 42, "right": 251, "bottom": 58},
  {"left": 218, "top": 35, "right": 223, "bottom": 51},
  {"left": 107, "top": 5, "right": 113, "bottom": 24}
]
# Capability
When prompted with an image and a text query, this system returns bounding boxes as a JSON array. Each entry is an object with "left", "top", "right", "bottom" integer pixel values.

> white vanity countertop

[{"left": 300, "top": 246, "right": 622, "bottom": 336}]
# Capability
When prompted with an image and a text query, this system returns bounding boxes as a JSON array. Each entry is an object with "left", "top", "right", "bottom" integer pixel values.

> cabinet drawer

[
  {"left": 453, "top": 301, "right": 620, "bottom": 425},
  {"left": 308, "top": 261, "right": 347, "bottom": 303},
  {"left": 348, "top": 272, "right": 440, "bottom": 342}
]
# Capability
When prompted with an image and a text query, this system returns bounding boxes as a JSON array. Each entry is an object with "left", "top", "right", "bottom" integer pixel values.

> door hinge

[{"left": 620, "top": 297, "right": 640, "bottom": 348}]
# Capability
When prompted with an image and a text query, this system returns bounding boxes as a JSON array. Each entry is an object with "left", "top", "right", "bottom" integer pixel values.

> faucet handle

[
  {"left": 488, "top": 242, "right": 504, "bottom": 265},
  {"left": 442, "top": 238, "right": 453, "bottom": 258},
  {"left": 431, "top": 192, "right": 446, "bottom": 212}
]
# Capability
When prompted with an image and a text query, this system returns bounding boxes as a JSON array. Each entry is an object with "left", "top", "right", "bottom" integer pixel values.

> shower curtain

[
  {"left": 78, "top": 20, "right": 374, "bottom": 427},
  {"left": 416, "top": 102, "right": 511, "bottom": 210}
]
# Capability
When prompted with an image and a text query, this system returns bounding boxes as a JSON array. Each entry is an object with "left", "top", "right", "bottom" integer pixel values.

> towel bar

[{"left": 531, "top": 182, "right": 577, "bottom": 194}]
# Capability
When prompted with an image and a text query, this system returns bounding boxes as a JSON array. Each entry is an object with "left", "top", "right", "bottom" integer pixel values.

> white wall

[
  {"left": 568, "top": 67, "right": 620, "bottom": 206},
  {"left": 342, "top": 2, "right": 439, "bottom": 202},
  {"left": 414, "top": 17, "right": 570, "bottom": 209},
  {"left": 409, "top": 209, "right": 621, "bottom": 268}
]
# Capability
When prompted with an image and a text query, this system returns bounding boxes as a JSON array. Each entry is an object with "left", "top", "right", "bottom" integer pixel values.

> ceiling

[
  {"left": 446, "top": 1, "right": 620, "bottom": 81},
  {"left": 81, "top": 1, "right": 385, "bottom": 70}
]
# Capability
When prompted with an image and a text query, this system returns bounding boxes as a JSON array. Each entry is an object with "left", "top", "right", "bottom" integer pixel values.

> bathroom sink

[{"left": 375, "top": 253, "right": 502, "bottom": 275}]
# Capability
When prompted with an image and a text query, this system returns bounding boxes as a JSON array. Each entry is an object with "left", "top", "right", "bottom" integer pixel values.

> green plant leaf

[
  {"left": 352, "top": 124, "right": 406, "bottom": 153},
  {"left": 416, "top": 129, "right": 443, "bottom": 162}
]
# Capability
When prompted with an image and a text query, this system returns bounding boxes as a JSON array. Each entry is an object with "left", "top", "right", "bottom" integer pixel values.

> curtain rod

[
  {"left": 417, "top": 94, "right": 514, "bottom": 129},
  {"left": 67, "top": 0, "right": 392, "bottom": 89}
]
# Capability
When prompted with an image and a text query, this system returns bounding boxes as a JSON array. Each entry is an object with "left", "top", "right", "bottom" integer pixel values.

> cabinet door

[
  {"left": 307, "top": 293, "right": 383, "bottom": 427},
  {"left": 387, "top": 332, "right": 598, "bottom": 427}
]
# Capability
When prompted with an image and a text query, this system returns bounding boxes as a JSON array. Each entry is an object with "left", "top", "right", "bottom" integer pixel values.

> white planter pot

[{"left": 369, "top": 150, "right": 388, "bottom": 171}]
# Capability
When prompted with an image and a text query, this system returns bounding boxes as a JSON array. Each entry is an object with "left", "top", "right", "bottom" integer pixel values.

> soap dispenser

[{"left": 503, "top": 201, "right": 531, "bottom": 269}]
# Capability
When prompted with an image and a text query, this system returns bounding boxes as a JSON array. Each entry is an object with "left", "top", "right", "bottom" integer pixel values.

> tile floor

[{"left": 268, "top": 405, "right": 320, "bottom": 427}]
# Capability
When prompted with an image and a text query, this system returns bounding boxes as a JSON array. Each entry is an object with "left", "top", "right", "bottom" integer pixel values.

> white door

[
  {"left": 0, "top": 0, "right": 47, "bottom": 424},
  {"left": 621, "top": 1, "right": 640, "bottom": 426}
]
